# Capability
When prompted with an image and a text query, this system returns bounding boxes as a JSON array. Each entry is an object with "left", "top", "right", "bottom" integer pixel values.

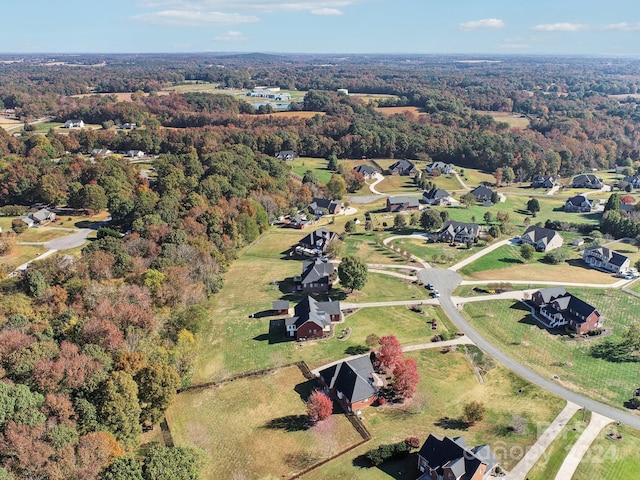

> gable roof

[
  {"left": 285, "top": 296, "right": 333, "bottom": 330},
  {"left": 31, "top": 209, "right": 54, "bottom": 222},
  {"left": 423, "top": 187, "right": 449, "bottom": 200},
  {"left": 298, "top": 228, "right": 340, "bottom": 251},
  {"left": 583, "top": 246, "right": 629, "bottom": 267},
  {"left": 545, "top": 292, "right": 599, "bottom": 326},
  {"left": 353, "top": 165, "right": 376, "bottom": 176},
  {"left": 438, "top": 221, "right": 480, "bottom": 238},
  {"left": 535, "top": 286, "right": 567, "bottom": 304},
  {"left": 309, "top": 198, "right": 340, "bottom": 213},
  {"left": 470, "top": 185, "right": 494, "bottom": 200},
  {"left": 418, "top": 434, "right": 497, "bottom": 480},
  {"left": 387, "top": 195, "right": 420, "bottom": 208},
  {"left": 319, "top": 355, "right": 378, "bottom": 404},
  {"left": 573, "top": 174, "right": 602, "bottom": 186},
  {"left": 566, "top": 194, "right": 592, "bottom": 207},
  {"left": 389, "top": 159, "right": 415, "bottom": 173},
  {"left": 300, "top": 258, "right": 335, "bottom": 284},
  {"left": 521, "top": 225, "right": 562, "bottom": 246}
]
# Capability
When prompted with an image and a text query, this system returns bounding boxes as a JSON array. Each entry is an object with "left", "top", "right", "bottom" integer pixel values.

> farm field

[
  {"left": 525, "top": 410, "right": 589, "bottom": 480},
  {"left": 475, "top": 111, "right": 530, "bottom": 129},
  {"left": 571, "top": 424, "right": 640, "bottom": 480},
  {"left": 462, "top": 289, "right": 640, "bottom": 408},
  {"left": 376, "top": 106, "right": 424, "bottom": 116},
  {"left": 459, "top": 244, "right": 616, "bottom": 283}
]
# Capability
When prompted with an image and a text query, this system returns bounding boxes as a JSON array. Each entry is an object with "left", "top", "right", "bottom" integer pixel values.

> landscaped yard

[
  {"left": 166, "top": 366, "right": 363, "bottom": 480},
  {"left": 458, "top": 244, "right": 616, "bottom": 284},
  {"left": 525, "top": 410, "right": 590, "bottom": 480},
  {"left": 462, "top": 289, "right": 640, "bottom": 408},
  {"left": 571, "top": 424, "right": 640, "bottom": 480},
  {"left": 390, "top": 237, "right": 489, "bottom": 268}
]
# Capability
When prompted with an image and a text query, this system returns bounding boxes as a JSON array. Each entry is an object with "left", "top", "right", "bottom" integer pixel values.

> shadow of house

[
  {"left": 266, "top": 319, "right": 290, "bottom": 344},
  {"left": 377, "top": 454, "right": 419, "bottom": 480},
  {"left": 294, "top": 379, "right": 317, "bottom": 402}
]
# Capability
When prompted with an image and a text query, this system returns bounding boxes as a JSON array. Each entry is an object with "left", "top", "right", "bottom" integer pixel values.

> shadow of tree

[
  {"left": 434, "top": 416, "right": 469, "bottom": 430},
  {"left": 263, "top": 415, "right": 309, "bottom": 432}
]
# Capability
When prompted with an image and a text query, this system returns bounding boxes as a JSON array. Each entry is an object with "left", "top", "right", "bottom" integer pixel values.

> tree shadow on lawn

[
  {"left": 434, "top": 416, "right": 470, "bottom": 430},
  {"left": 263, "top": 415, "right": 309, "bottom": 432},
  {"left": 499, "top": 257, "right": 524, "bottom": 265},
  {"left": 377, "top": 454, "right": 420, "bottom": 479}
]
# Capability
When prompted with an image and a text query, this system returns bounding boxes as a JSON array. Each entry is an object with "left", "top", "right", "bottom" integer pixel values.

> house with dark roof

[
  {"left": 534, "top": 289, "right": 603, "bottom": 334},
  {"left": 308, "top": 198, "right": 342, "bottom": 216},
  {"left": 296, "top": 258, "right": 335, "bottom": 293},
  {"left": 388, "top": 159, "right": 418, "bottom": 176},
  {"left": 572, "top": 174, "right": 604, "bottom": 189},
  {"left": 531, "top": 175, "right": 556, "bottom": 189},
  {"left": 470, "top": 185, "right": 495, "bottom": 202},
  {"left": 296, "top": 228, "right": 340, "bottom": 257},
  {"left": 386, "top": 196, "right": 420, "bottom": 212},
  {"left": 417, "top": 434, "right": 498, "bottom": 480},
  {"left": 531, "top": 286, "right": 567, "bottom": 308},
  {"left": 287, "top": 214, "right": 309, "bottom": 229},
  {"left": 422, "top": 187, "right": 450, "bottom": 206},
  {"left": 285, "top": 296, "right": 342, "bottom": 341},
  {"left": 318, "top": 356, "right": 380, "bottom": 413},
  {"left": 425, "top": 161, "right": 454, "bottom": 175},
  {"left": 565, "top": 194, "right": 592, "bottom": 213},
  {"left": 271, "top": 300, "right": 291, "bottom": 315},
  {"left": 436, "top": 221, "right": 480, "bottom": 244},
  {"left": 275, "top": 150, "right": 296, "bottom": 161},
  {"left": 582, "top": 246, "right": 630, "bottom": 274},
  {"left": 622, "top": 175, "right": 640, "bottom": 189},
  {"left": 353, "top": 164, "right": 377, "bottom": 179},
  {"left": 520, "top": 225, "right": 563, "bottom": 252}
]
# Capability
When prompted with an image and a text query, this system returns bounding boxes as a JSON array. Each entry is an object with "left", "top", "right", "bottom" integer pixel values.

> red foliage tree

[
  {"left": 376, "top": 335, "right": 403, "bottom": 371},
  {"left": 392, "top": 358, "right": 420, "bottom": 399},
  {"left": 306, "top": 391, "right": 333, "bottom": 424}
]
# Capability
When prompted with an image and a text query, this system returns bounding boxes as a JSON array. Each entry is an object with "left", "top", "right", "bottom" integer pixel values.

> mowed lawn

[
  {"left": 571, "top": 424, "right": 640, "bottom": 480},
  {"left": 304, "top": 350, "right": 565, "bottom": 479},
  {"left": 458, "top": 244, "right": 616, "bottom": 284},
  {"left": 166, "top": 366, "right": 363, "bottom": 480},
  {"left": 192, "top": 228, "right": 444, "bottom": 385},
  {"left": 390, "top": 237, "right": 490, "bottom": 268},
  {"left": 289, "top": 157, "right": 334, "bottom": 185},
  {"left": 525, "top": 410, "right": 589, "bottom": 480},
  {"left": 462, "top": 289, "right": 640, "bottom": 408}
]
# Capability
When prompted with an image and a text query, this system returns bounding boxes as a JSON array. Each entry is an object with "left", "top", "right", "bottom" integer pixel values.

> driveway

[{"left": 448, "top": 238, "right": 513, "bottom": 272}]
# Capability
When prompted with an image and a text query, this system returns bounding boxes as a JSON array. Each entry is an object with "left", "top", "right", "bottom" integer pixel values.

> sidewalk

[{"left": 507, "top": 401, "right": 582, "bottom": 480}]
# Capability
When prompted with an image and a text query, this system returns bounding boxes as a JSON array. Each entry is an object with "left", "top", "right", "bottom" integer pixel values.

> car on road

[
  {"left": 430, "top": 290, "right": 440, "bottom": 298},
  {"left": 426, "top": 283, "right": 434, "bottom": 290}
]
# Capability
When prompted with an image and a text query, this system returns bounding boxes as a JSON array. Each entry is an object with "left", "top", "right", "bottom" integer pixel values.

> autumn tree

[
  {"left": 135, "top": 362, "right": 181, "bottom": 426},
  {"left": 326, "top": 173, "right": 347, "bottom": 200},
  {"left": 463, "top": 401, "right": 486, "bottom": 425},
  {"left": 338, "top": 255, "right": 368, "bottom": 292},
  {"left": 306, "top": 391, "right": 333, "bottom": 424},
  {"left": 376, "top": 335, "right": 403, "bottom": 371},
  {"left": 11, "top": 219, "right": 27, "bottom": 235},
  {"left": 392, "top": 357, "right": 420, "bottom": 399}
]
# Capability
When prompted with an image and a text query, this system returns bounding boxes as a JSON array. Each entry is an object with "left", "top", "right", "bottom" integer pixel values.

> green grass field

[
  {"left": 390, "top": 237, "right": 489, "bottom": 268},
  {"left": 462, "top": 289, "right": 640, "bottom": 408},
  {"left": 289, "top": 157, "right": 334, "bottom": 185},
  {"left": 571, "top": 424, "right": 640, "bottom": 480},
  {"left": 526, "top": 410, "right": 590, "bottom": 480}
]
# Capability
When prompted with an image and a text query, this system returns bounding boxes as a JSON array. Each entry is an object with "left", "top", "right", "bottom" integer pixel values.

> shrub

[
  {"left": 365, "top": 442, "right": 411, "bottom": 466},
  {"left": 404, "top": 437, "right": 421, "bottom": 449},
  {"left": 462, "top": 401, "right": 485, "bottom": 425},
  {"left": 11, "top": 218, "right": 28, "bottom": 234}
]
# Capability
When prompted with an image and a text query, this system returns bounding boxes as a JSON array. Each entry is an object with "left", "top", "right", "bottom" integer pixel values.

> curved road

[{"left": 418, "top": 267, "right": 640, "bottom": 430}]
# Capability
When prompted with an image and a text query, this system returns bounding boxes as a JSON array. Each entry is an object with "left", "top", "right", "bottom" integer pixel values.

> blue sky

[{"left": 2, "top": 0, "right": 640, "bottom": 55}]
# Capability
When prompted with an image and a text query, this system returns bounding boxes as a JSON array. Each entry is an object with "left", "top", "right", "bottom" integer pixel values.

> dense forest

[{"left": 2, "top": 53, "right": 640, "bottom": 478}]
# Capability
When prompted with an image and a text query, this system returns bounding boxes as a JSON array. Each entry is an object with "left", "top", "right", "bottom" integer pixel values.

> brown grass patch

[
  {"left": 376, "top": 106, "right": 425, "bottom": 116},
  {"left": 467, "top": 261, "right": 617, "bottom": 284}
]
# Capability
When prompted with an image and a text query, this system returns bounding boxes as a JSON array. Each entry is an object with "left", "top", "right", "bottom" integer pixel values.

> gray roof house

[
  {"left": 520, "top": 225, "right": 564, "bottom": 252},
  {"left": 622, "top": 175, "right": 640, "bottom": 188},
  {"left": 417, "top": 434, "right": 498, "bottom": 480},
  {"left": 582, "top": 246, "right": 630, "bottom": 274},
  {"left": 275, "top": 150, "right": 296, "bottom": 161},
  {"left": 63, "top": 119, "right": 84, "bottom": 128},
  {"left": 572, "top": 174, "right": 604, "bottom": 189},
  {"left": 296, "top": 258, "right": 335, "bottom": 293},
  {"left": 297, "top": 228, "right": 340, "bottom": 256},
  {"left": 425, "top": 161, "right": 454, "bottom": 175},
  {"left": 353, "top": 164, "right": 377, "bottom": 179},
  {"left": 436, "top": 221, "right": 480, "bottom": 243},
  {"left": 531, "top": 175, "right": 556, "bottom": 189},
  {"left": 470, "top": 185, "right": 495, "bottom": 202},
  {"left": 565, "top": 194, "right": 593, "bottom": 213},
  {"left": 308, "top": 198, "right": 342, "bottom": 216},
  {"left": 388, "top": 159, "right": 418, "bottom": 176},
  {"left": 386, "top": 196, "right": 420, "bottom": 212},
  {"left": 285, "top": 296, "right": 342, "bottom": 341},
  {"left": 422, "top": 187, "right": 450, "bottom": 206},
  {"left": 318, "top": 355, "right": 379, "bottom": 412}
]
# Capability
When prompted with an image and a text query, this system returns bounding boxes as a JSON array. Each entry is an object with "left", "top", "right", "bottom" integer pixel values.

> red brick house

[
  {"left": 417, "top": 434, "right": 498, "bottom": 480},
  {"left": 285, "top": 296, "right": 342, "bottom": 341},
  {"left": 386, "top": 196, "right": 420, "bottom": 212},
  {"left": 532, "top": 287, "right": 603, "bottom": 334},
  {"left": 318, "top": 355, "right": 380, "bottom": 413}
]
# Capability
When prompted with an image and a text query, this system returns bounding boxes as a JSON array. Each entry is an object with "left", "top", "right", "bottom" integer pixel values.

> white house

[{"left": 63, "top": 119, "right": 84, "bottom": 129}]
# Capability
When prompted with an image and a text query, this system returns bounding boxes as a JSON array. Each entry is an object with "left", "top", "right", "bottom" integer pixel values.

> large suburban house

[
  {"left": 564, "top": 194, "right": 592, "bottom": 213},
  {"left": 91, "top": 148, "right": 113, "bottom": 157},
  {"left": 318, "top": 355, "right": 380, "bottom": 413},
  {"left": 470, "top": 185, "right": 495, "bottom": 202},
  {"left": 386, "top": 196, "right": 420, "bottom": 212},
  {"left": 436, "top": 221, "right": 480, "bottom": 244},
  {"left": 275, "top": 150, "right": 296, "bottom": 161},
  {"left": 20, "top": 208, "right": 56, "bottom": 228},
  {"left": 247, "top": 87, "right": 291, "bottom": 101},
  {"left": 572, "top": 174, "right": 604, "bottom": 189},
  {"left": 353, "top": 164, "right": 377, "bottom": 179},
  {"left": 63, "top": 119, "right": 84, "bottom": 128},
  {"left": 422, "top": 187, "right": 450, "bottom": 206},
  {"left": 621, "top": 175, "right": 640, "bottom": 189},
  {"left": 425, "top": 161, "right": 454, "bottom": 175},
  {"left": 285, "top": 296, "right": 342, "bottom": 341},
  {"left": 520, "top": 225, "right": 564, "bottom": 252},
  {"left": 531, "top": 175, "right": 556, "bottom": 189},
  {"left": 296, "top": 258, "right": 336, "bottom": 293},
  {"left": 531, "top": 287, "right": 603, "bottom": 334},
  {"left": 388, "top": 159, "right": 418, "bottom": 176},
  {"left": 296, "top": 228, "right": 340, "bottom": 257},
  {"left": 417, "top": 434, "right": 498, "bottom": 480},
  {"left": 308, "top": 198, "right": 342, "bottom": 216},
  {"left": 582, "top": 246, "right": 630, "bottom": 274}
]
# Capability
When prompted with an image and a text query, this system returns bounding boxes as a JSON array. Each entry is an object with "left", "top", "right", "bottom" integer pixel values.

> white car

[{"left": 430, "top": 290, "right": 440, "bottom": 298}]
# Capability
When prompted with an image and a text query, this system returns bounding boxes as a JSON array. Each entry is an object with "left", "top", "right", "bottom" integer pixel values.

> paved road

[
  {"left": 422, "top": 267, "right": 640, "bottom": 430},
  {"left": 507, "top": 401, "right": 582, "bottom": 480},
  {"left": 553, "top": 412, "right": 612, "bottom": 480},
  {"left": 448, "top": 238, "right": 513, "bottom": 272}
]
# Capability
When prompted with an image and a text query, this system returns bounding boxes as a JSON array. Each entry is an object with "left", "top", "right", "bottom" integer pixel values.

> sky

[{"left": 2, "top": 0, "right": 640, "bottom": 55}]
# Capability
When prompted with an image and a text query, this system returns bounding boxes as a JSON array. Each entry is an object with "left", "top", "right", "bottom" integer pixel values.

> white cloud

[
  {"left": 137, "top": 1, "right": 356, "bottom": 14},
  {"left": 311, "top": 8, "right": 343, "bottom": 15},
  {"left": 603, "top": 22, "right": 640, "bottom": 32},
  {"left": 459, "top": 18, "right": 504, "bottom": 30},
  {"left": 531, "top": 22, "right": 587, "bottom": 32},
  {"left": 134, "top": 10, "right": 259, "bottom": 26},
  {"left": 214, "top": 30, "right": 248, "bottom": 42}
]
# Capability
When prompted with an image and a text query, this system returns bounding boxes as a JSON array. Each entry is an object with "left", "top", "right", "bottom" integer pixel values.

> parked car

[
  {"left": 426, "top": 283, "right": 434, "bottom": 290},
  {"left": 430, "top": 290, "right": 440, "bottom": 298}
]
